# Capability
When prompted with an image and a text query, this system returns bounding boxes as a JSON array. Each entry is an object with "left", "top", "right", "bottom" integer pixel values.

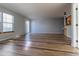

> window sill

[{"left": 0, "top": 31, "right": 14, "bottom": 34}]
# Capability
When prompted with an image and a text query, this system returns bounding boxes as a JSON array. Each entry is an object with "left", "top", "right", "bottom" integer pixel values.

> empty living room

[{"left": 0, "top": 2, "right": 79, "bottom": 57}]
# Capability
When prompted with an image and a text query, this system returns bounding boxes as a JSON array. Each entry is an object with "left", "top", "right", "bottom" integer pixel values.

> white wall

[
  {"left": 66, "top": 26, "right": 72, "bottom": 38},
  {"left": 0, "top": 5, "right": 25, "bottom": 41},
  {"left": 31, "top": 17, "right": 64, "bottom": 34}
]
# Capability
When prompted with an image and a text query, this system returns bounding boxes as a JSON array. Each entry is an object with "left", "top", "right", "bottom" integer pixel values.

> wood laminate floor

[{"left": 0, "top": 34, "right": 79, "bottom": 56}]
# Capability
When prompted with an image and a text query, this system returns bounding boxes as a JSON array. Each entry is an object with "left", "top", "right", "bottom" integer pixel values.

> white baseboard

[{"left": 29, "top": 32, "right": 64, "bottom": 34}]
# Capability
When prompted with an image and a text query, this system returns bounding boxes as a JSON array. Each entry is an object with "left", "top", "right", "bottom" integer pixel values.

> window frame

[{"left": 0, "top": 12, "right": 14, "bottom": 33}]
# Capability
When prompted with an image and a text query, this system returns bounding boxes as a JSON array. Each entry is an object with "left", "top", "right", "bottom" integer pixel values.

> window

[
  {"left": 0, "top": 12, "right": 14, "bottom": 33},
  {"left": 3, "top": 13, "right": 14, "bottom": 32}
]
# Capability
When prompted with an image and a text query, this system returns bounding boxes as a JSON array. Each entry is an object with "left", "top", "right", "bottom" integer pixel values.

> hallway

[{"left": 0, "top": 34, "right": 79, "bottom": 56}]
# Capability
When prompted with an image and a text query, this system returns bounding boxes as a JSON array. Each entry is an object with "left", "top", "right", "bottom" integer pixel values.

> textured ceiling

[{"left": 0, "top": 3, "right": 71, "bottom": 19}]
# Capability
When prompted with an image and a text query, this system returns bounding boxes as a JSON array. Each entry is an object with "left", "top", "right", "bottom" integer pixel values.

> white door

[
  {"left": 71, "top": 3, "right": 78, "bottom": 47},
  {"left": 73, "top": 4, "right": 79, "bottom": 48},
  {"left": 77, "top": 4, "right": 79, "bottom": 48}
]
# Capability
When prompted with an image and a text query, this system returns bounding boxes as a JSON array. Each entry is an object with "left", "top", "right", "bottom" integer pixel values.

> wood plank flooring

[{"left": 0, "top": 34, "right": 79, "bottom": 56}]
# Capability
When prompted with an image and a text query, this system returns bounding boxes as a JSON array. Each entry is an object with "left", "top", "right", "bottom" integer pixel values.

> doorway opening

[{"left": 25, "top": 20, "right": 30, "bottom": 34}]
